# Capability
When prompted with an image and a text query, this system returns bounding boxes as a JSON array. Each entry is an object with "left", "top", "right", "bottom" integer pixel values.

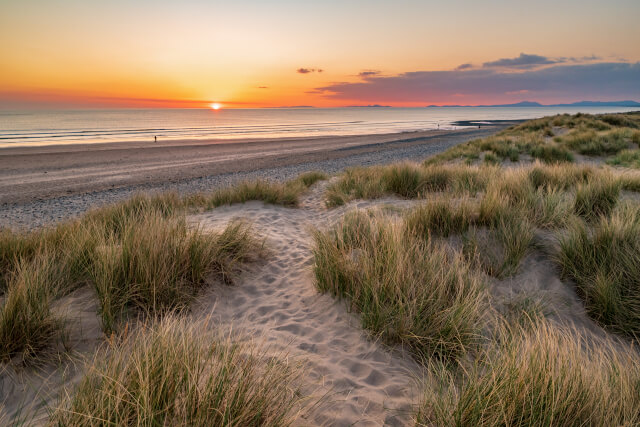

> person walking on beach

[{"left": 154, "top": 135, "right": 157, "bottom": 143}]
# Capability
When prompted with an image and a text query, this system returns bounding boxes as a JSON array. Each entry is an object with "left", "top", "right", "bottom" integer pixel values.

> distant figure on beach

[
  {"left": 437, "top": 123, "right": 439, "bottom": 129},
  {"left": 478, "top": 124, "right": 481, "bottom": 128},
  {"left": 154, "top": 135, "right": 157, "bottom": 143}
]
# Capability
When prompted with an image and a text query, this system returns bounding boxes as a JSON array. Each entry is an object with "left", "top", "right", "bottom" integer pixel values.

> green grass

[
  {"left": 528, "top": 163, "right": 594, "bottom": 190},
  {"left": 405, "top": 197, "right": 476, "bottom": 238},
  {"left": 560, "top": 128, "right": 631, "bottom": 156},
  {"left": 619, "top": 172, "right": 640, "bottom": 192},
  {"left": 483, "top": 152, "right": 500, "bottom": 164},
  {"left": 607, "top": 149, "right": 640, "bottom": 168},
  {"left": 418, "top": 319, "right": 640, "bottom": 426},
  {"left": 0, "top": 172, "right": 327, "bottom": 358},
  {"left": 528, "top": 185, "right": 573, "bottom": 229},
  {"left": 89, "top": 215, "right": 261, "bottom": 333},
  {"left": 0, "top": 256, "right": 66, "bottom": 364},
  {"left": 313, "top": 211, "right": 487, "bottom": 361},
  {"left": 189, "top": 173, "right": 328, "bottom": 209},
  {"left": 53, "top": 315, "right": 302, "bottom": 426},
  {"left": 463, "top": 212, "right": 534, "bottom": 279},
  {"left": 530, "top": 143, "right": 574, "bottom": 163},
  {"left": 573, "top": 173, "right": 621, "bottom": 221},
  {"left": 556, "top": 204, "right": 640, "bottom": 336},
  {"left": 426, "top": 112, "right": 640, "bottom": 165},
  {"left": 326, "top": 163, "right": 493, "bottom": 206}
]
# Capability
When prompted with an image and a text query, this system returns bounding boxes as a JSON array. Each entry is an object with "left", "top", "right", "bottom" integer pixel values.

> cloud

[
  {"left": 257, "top": 86, "right": 269, "bottom": 89},
  {"left": 455, "top": 63, "right": 473, "bottom": 70},
  {"left": 297, "top": 68, "right": 323, "bottom": 74},
  {"left": 483, "top": 53, "right": 558, "bottom": 68},
  {"left": 313, "top": 61, "right": 640, "bottom": 104},
  {"left": 505, "top": 89, "right": 531, "bottom": 95},
  {"left": 359, "top": 70, "right": 381, "bottom": 78}
]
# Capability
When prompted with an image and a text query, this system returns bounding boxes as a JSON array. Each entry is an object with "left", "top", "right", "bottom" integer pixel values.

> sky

[{"left": 1, "top": 0, "right": 639, "bottom": 109}]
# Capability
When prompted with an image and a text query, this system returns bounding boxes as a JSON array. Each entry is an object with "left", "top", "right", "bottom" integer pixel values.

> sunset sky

[{"left": 1, "top": 0, "right": 639, "bottom": 109}]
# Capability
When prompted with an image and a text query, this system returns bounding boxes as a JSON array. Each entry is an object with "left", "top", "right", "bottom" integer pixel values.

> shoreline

[{"left": 0, "top": 125, "right": 511, "bottom": 229}]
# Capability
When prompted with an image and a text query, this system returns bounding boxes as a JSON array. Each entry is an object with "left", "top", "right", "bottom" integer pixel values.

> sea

[{"left": 0, "top": 107, "right": 638, "bottom": 148}]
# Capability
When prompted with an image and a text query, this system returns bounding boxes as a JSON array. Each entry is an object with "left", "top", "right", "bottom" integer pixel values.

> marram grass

[
  {"left": 418, "top": 319, "right": 640, "bottom": 426},
  {"left": 313, "top": 210, "right": 487, "bottom": 361},
  {"left": 53, "top": 315, "right": 302, "bottom": 426}
]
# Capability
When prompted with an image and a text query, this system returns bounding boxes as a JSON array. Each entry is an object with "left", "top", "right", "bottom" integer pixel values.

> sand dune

[{"left": 189, "top": 181, "right": 426, "bottom": 426}]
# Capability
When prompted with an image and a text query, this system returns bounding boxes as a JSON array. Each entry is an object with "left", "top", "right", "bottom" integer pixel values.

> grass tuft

[
  {"left": 556, "top": 205, "right": 640, "bottom": 336},
  {"left": 419, "top": 319, "right": 640, "bottom": 426},
  {"left": 89, "top": 215, "right": 261, "bottom": 333},
  {"left": 53, "top": 315, "right": 302, "bottom": 426},
  {"left": 0, "top": 256, "right": 66, "bottom": 364},
  {"left": 573, "top": 173, "right": 621, "bottom": 221},
  {"left": 313, "top": 211, "right": 486, "bottom": 361},
  {"left": 530, "top": 143, "right": 574, "bottom": 163},
  {"left": 405, "top": 198, "right": 476, "bottom": 238}
]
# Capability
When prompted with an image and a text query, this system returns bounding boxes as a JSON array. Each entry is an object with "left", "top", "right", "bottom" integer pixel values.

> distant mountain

[
  {"left": 552, "top": 100, "right": 640, "bottom": 107},
  {"left": 347, "top": 104, "right": 392, "bottom": 108},
  {"left": 427, "top": 100, "right": 640, "bottom": 108}
]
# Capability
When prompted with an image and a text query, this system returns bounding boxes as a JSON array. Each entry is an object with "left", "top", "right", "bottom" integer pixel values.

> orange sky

[{"left": 1, "top": 0, "right": 639, "bottom": 108}]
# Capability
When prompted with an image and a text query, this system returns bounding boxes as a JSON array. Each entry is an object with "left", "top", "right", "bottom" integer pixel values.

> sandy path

[{"left": 189, "top": 182, "right": 424, "bottom": 426}]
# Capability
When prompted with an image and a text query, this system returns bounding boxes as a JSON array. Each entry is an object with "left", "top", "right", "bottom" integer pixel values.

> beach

[
  {"left": 3, "top": 111, "right": 640, "bottom": 425},
  {"left": 0, "top": 126, "right": 507, "bottom": 229}
]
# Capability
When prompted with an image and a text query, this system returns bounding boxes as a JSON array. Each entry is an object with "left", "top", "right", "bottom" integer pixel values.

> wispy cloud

[
  {"left": 297, "top": 68, "right": 323, "bottom": 74},
  {"left": 358, "top": 70, "right": 381, "bottom": 78},
  {"left": 455, "top": 63, "right": 473, "bottom": 71},
  {"left": 314, "top": 60, "right": 640, "bottom": 104}
]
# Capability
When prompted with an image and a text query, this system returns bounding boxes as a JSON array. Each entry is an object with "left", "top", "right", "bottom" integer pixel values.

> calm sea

[{"left": 0, "top": 107, "right": 637, "bottom": 147}]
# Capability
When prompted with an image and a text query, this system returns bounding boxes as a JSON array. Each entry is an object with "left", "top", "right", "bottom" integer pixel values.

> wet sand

[{"left": 0, "top": 125, "right": 511, "bottom": 229}]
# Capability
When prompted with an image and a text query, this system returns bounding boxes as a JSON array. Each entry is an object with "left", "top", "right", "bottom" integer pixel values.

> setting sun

[{"left": 210, "top": 103, "right": 222, "bottom": 110}]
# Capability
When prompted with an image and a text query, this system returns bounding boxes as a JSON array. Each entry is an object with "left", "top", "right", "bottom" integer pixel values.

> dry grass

[
  {"left": 313, "top": 211, "right": 487, "bottom": 361},
  {"left": 89, "top": 215, "right": 261, "bottom": 333},
  {"left": 530, "top": 143, "right": 574, "bottom": 163},
  {"left": 556, "top": 204, "right": 640, "bottom": 337},
  {"left": 326, "top": 163, "right": 493, "bottom": 206},
  {"left": 418, "top": 319, "right": 640, "bottom": 426},
  {"left": 53, "top": 315, "right": 302, "bottom": 426},
  {"left": 573, "top": 173, "right": 621, "bottom": 221},
  {"left": 608, "top": 149, "right": 640, "bottom": 168},
  {"left": 0, "top": 172, "right": 327, "bottom": 360},
  {"left": 405, "top": 197, "right": 476, "bottom": 238},
  {"left": 426, "top": 112, "right": 640, "bottom": 166},
  {"left": 0, "top": 256, "right": 66, "bottom": 364}
]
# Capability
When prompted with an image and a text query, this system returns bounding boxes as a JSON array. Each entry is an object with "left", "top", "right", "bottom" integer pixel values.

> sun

[{"left": 210, "top": 103, "right": 222, "bottom": 110}]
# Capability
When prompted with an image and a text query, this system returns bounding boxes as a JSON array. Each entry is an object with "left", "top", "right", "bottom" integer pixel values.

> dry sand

[
  {"left": 189, "top": 182, "right": 426, "bottom": 426},
  {"left": 0, "top": 177, "right": 619, "bottom": 426}
]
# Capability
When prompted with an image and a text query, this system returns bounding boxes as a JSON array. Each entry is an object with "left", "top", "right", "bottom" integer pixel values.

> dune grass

[
  {"left": 530, "top": 143, "right": 574, "bottom": 163},
  {"left": 405, "top": 197, "right": 476, "bottom": 238},
  {"left": 325, "top": 163, "right": 492, "bottom": 206},
  {"left": 89, "top": 215, "right": 261, "bottom": 333},
  {"left": 425, "top": 112, "right": 640, "bottom": 166},
  {"left": 560, "top": 128, "right": 631, "bottom": 156},
  {"left": 313, "top": 211, "right": 487, "bottom": 361},
  {"left": 189, "top": 173, "right": 327, "bottom": 210},
  {"left": 573, "top": 173, "right": 621, "bottom": 221},
  {"left": 0, "top": 256, "right": 67, "bottom": 364},
  {"left": 0, "top": 171, "right": 329, "bottom": 357},
  {"left": 463, "top": 212, "right": 534, "bottom": 279},
  {"left": 527, "top": 163, "right": 594, "bottom": 190},
  {"left": 418, "top": 319, "right": 640, "bottom": 426},
  {"left": 608, "top": 149, "right": 640, "bottom": 168},
  {"left": 53, "top": 315, "right": 302, "bottom": 426},
  {"left": 556, "top": 204, "right": 640, "bottom": 337}
]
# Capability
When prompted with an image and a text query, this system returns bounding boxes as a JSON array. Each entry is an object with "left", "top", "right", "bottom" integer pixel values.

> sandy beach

[{"left": 0, "top": 126, "right": 508, "bottom": 229}]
